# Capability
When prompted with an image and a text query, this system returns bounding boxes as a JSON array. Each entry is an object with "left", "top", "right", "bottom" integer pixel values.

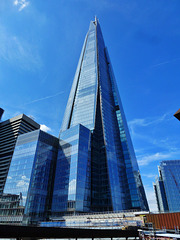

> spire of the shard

[{"left": 94, "top": 15, "right": 98, "bottom": 24}]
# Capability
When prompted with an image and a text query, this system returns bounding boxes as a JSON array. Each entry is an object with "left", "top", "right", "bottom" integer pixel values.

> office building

[
  {"left": 3, "top": 129, "right": 59, "bottom": 225},
  {"left": 153, "top": 176, "right": 169, "bottom": 212},
  {"left": 0, "top": 193, "right": 24, "bottom": 224},
  {"left": 2, "top": 18, "right": 148, "bottom": 225},
  {"left": 154, "top": 160, "right": 180, "bottom": 212},
  {"left": 51, "top": 18, "right": 148, "bottom": 215},
  {"left": 0, "top": 113, "right": 40, "bottom": 194}
]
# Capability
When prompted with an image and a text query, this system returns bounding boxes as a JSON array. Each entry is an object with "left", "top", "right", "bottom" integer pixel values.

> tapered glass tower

[{"left": 52, "top": 18, "right": 148, "bottom": 215}]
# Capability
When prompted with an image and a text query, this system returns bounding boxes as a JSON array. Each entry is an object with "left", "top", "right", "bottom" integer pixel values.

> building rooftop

[
  {"left": 0, "top": 113, "right": 40, "bottom": 129},
  {"left": 174, "top": 108, "right": 180, "bottom": 121}
]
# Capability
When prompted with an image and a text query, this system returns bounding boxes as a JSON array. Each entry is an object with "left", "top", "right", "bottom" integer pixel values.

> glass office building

[
  {"left": 0, "top": 113, "right": 40, "bottom": 195},
  {"left": 153, "top": 176, "right": 169, "bottom": 212},
  {"left": 3, "top": 130, "right": 59, "bottom": 224},
  {"left": 154, "top": 160, "right": 180, "bottom": 212},
  {"left": 52, "top": 18, "right": 148, "bottom": 214},
  {"left": 52, "top": 124, "right": 91, "bottom": 215},
  {"left": 2, "top": 19, "right": 148, "bottom": 223}
]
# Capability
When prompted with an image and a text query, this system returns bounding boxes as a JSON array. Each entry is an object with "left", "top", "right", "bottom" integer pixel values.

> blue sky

[{"left": 1, "top": 0, "right": 180, "bottom": 211}]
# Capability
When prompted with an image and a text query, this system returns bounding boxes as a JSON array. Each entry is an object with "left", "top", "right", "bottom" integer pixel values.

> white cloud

[
  {"left": 137, "top": 152, "right": 171, "bottom": 166},
  {"left": 142, "top": 173, "right": 156, "bottom": 178},
  {"left": 13, "top": 0, "right": 30, "bottom": 11},
  {"left": 40, "top": 124, "right": 51, "bottom": 132},
  {"left": 128, "top": 113, "right": 177, "bottom": 154},
  {"left": 16, "top": 175, "right": 29, "bottom": 187},
  {"left": 21, "top": 175, "right": 29, "bottom": 181},
  {"left": 137, "top": 150, "right": 180, "bottom": 166},
  {"left": 16, "top": 180, "right": 29, "bottom": 187},
  {"left": 128, "top": 113, "right": 170, "bottom": 135},
  {"left": 0, "top": 24, "right": 42, "bottom": 71},
  {"left": 14, "top": 0, "right": 18, "bottom": 5}
]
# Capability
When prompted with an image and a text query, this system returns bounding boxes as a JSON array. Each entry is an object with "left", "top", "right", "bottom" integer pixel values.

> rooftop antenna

[{"left": 94, "top": 15, "right": 99, "bottom": 25}]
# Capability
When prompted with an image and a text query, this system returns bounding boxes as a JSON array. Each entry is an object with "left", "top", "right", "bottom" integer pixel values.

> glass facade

[
  {"left": 2, "top": 19, "right": 149, "bottom": 223},
  {"left": 154, "top": 160, "right": 180, "bottom": 212},
  {"left": 153, "top": 176, "right": 169, "bottom": 212},
  {"left": 70, "top": 22, "right": 98, "bottom": 130},
  {"left": 0, "top": 114, "right": 40, "bottom": 195},
  {"left": 52, "top": 124, "right": 91, "bottom": 215},
  {"left": 57, "top": 18, "right": 148, "bottom": 213},
  {"left": 3, "top": 131, "right": 39, "bottom": 206},
  {"left": 3, "top": 130, "right": 59, "bottom": 224}
]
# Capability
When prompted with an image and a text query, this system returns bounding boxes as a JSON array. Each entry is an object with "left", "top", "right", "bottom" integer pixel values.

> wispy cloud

[
  {"left": 14, "top": 0, "right": 29, "bottom": 11},
  {"left": 150, "top": 58, "right": 180, "bottom": 68},
  {"left": 128, "top": 113, "right": 173, "bottom": 148},
  {"left": 16, "top": 175, "right": 29, "bottom": 187},
  {"left": 129, "top": 113, "right": 170, "bottom": 134},
  {"left": 0, "top": 24, "right": 42, "bottom": 71},
  {"left": 22, "top": 91, "right": 64, "bottom": 106},
  {"left": 142, "top": 173, "right": 156, "bottom": 178},
  {"left": 40, "top": 124, "right": 51, "bottom": 133},
  {"left": 137, "top": 151, "right": 179, "bottom": 166},
  {"left": 129, "top": 113, "right": 180, "bottom": 166}
]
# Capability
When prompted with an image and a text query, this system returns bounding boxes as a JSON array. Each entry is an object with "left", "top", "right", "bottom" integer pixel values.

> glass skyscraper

[
  {"left": 52, "top": 18, "right": 148, "bottom": 215},
  {"left": 154, "top": 160, "right": 180, "bottom": 212},
  {"left": 2, "top": 19, "right": 148, "bottom": 224}
]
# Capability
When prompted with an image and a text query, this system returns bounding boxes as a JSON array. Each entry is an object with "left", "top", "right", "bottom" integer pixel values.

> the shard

[{"left": 52, "top": 18, "right": 149, "bottom": 215}]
